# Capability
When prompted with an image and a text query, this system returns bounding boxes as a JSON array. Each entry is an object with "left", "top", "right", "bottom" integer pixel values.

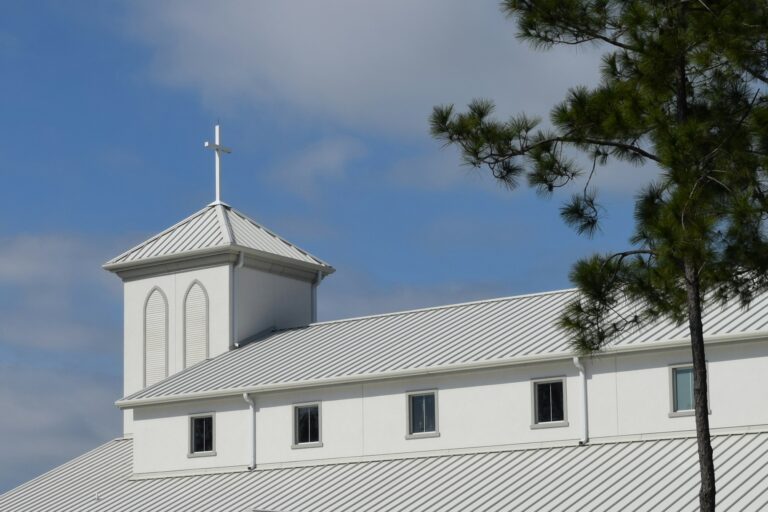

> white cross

[{"left": 204, "top": 123, "right": 232, "bottom": 205}]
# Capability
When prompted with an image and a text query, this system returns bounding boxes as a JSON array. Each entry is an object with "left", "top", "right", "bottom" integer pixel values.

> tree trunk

[
  {"left": 674, "top": 2, "right": 715, "bottom": 506},
  {"left": 684, "top": 262, "right": 716, "bottom": 511}
]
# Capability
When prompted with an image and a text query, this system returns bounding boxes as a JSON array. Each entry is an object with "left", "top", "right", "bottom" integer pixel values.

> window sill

[
  {"left": 291, "top": 442, "right": 324, "bottom": 450},
  {"left": 187, "top": 451, "right": 217, "bottom": 458},
  {"left": 669, "top": 410, "right": 711, "bottom": 418},
  {"left": 406, "top": 431, "right": 440, "bottom": 440},
  {"left": 530, "top": 420, "right": 569, "bottom": 430}
]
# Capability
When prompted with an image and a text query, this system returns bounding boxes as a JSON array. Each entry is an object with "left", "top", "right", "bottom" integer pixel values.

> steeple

[
  {"left": 104, "top": 124, "right": 334, "bottom": 411},
  {"left": 104, "top": 123, "right": 334, "bottom": 280}
]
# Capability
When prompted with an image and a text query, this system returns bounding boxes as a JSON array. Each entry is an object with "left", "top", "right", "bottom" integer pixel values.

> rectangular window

[
  {"left": 673, "top": 366, "right": 694, "bottom": 412},
  {"left": 534, "top": 379, "right": 565, "bottom": 424},
  {"left": 190, "top": 415, "right": 214, "bottom": 455},
  {"left": 294, "top": 404, "right": 321, "bottom": 446},
  {"left": 408, "top": 392, "right": 437, "bottom": 435}
]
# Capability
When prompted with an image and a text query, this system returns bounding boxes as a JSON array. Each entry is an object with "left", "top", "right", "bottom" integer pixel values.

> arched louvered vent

[
  {"left": 144, "top": 288, "right": 168, "bottom": 387},
  {"left": 184, "top": 282, "right": 209, "bottom": 368}
]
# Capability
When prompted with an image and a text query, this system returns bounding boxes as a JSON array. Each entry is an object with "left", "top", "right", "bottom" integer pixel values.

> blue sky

[{"left": 0, "top": 1, "right": 656, "bottom": 491}]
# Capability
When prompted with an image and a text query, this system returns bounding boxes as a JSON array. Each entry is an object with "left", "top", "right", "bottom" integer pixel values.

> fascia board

[{"left": 103, "top": 245, "right": 334, "bottom": 279}]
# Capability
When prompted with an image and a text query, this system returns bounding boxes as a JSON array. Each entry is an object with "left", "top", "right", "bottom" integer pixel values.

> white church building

[{"left": 2, "top": 126, "right": 768, "bottom": 511}]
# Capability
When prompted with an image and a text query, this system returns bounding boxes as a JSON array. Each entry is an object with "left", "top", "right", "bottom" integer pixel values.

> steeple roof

[{"left": 104, "top": 203, "right": 333, "bottom": 275}]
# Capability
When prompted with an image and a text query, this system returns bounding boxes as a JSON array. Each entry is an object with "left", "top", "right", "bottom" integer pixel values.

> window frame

[
  {"left": 405, "top": 389, "right": 440, "bottom": 439},
  {"left": 292, "top": 401, "right": 323, "bottom": 449},
  {"left": 669, "top": 364, "right": 695, "bottom": 416},
  {"left": 668, "top": 362, "right": 711, "bottom": 418},
  {"left": 530, "top": 377, "right": 569, "bottom": 429},
  {"left": 188, "top": 412, "right": 216, "bottom": 458}
]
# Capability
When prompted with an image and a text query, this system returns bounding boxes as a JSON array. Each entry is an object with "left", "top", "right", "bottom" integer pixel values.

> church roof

[
  {"left": 104, "top": 203, "right": 333, "bottom": 274},
  {"left": 2, "top": 431, "right": 766, "bottom": 511},
  {"left": 118, "top": 288, "right": 768, "bottom": 407}
]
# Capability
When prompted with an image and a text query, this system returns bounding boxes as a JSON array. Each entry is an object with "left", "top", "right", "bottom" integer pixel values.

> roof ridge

[
  {"left": 216, "top": 204, "right": 234, "bottom": 245},
  {"left": 105, "top": 205, "right": 214, "bottom": 265},
  {"left": 307, "top": 287, "right": 578, "bottom": 328}
]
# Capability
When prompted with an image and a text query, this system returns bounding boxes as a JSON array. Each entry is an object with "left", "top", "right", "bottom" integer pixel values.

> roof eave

[
  {"left": 103, "top": 244, "right": 335, "bottom": 278},
  {"left": 115, "top": 330, "right": 768, "bottom": 409}
]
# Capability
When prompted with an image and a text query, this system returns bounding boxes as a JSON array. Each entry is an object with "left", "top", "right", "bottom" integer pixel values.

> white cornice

[{"left": 104, "top": 244, "right": 334, "bottom": 281}]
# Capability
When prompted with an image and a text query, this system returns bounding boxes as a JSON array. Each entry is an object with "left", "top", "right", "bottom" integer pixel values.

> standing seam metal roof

[
  {"left": 105, "top": 204, "right": 332, "bottom": 270},
  {"left": 122, "top": 288, "right": 768, "bottom": 403},
  {"left": 2, "top": 432, "right": 767, "bottom": 511}
]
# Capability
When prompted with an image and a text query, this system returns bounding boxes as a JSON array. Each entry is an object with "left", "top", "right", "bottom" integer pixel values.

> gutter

[
  {"left": 116, "top": 330, "right": 768, "bottom": 409},
  {"left": 572, "top": 357, "right": 589, "bottom": 445},
  {"left": 232, "top": 251, "right": 245, "bottom": 346}
]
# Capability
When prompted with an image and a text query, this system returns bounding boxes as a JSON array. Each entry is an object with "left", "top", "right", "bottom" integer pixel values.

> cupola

[{"left": 104, "top": 125, "right": 334, "bottom": 405}]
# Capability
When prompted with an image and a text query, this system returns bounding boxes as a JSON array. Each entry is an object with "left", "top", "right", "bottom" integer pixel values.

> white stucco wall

[
  {"left": 255, "top": 384, "right": 365, "bottom": 464},
  {"left": 121, "top": 263, "right": 316, "bottom": 436},
  {"left": 123, "top": 265, "right": 232, "bottom": 434},
  {"left": 588, "top": 340, "right": 768, "bottom": 440},
  {"left": 234, "top": 265, "right": 314, "bottom": 342},
  {"left": 132, "top": 397, "right": 250, "bottom": 475},
  {"left": 129, "top": 362, "right": 582, "bottom": 475},
  {"left": 255, "top": 362, "right": 582, "bottom": 465},
  {"left": 127, "top": 340, "right": 768, "bottom": 476}
]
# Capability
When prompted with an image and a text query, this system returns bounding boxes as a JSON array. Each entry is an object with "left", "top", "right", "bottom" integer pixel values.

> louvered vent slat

[
  {"left": 184, "top": 283, "right": 208, "bottom": 368},
  {"left": 144, "top": 289, "right": 168, "bottom": 386}
]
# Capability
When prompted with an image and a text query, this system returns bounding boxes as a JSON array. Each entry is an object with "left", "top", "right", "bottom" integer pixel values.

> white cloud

[
  {"left": 126, "top": 0, "right": 602, "bottom": 137},
  {"left": 0, "top": 235, "right": 123, "bottom": 351},
  {"left": 588, "top": 160, "right": 661, "bottom": 197},
  {"left": 387, "top": 146, "right": 535, "bottom": 198},
  {"left": 318, "top": 269, "right": 512, "bottom": 321},
  {"left": 0, "top": 365, "right": 121, "bottom": 493},
  {"left": 126, "top": 1, "right": 652, "bottom": 200},
  {"left": 268, "top": 137, "right": 366, "bottom": 198},
  {"left": 0, "top": 235, "right": 91, "bottom": 285},
  {"left": 389, "top": 146, "right": 661, "bottom": 197},
  {"left": 383, "top": 143, "right": 662, "bottom": 204},
  {"left": 388, "top": 147, "right": 477, "bottom": 191},
  {"left": 0, "top": 235, "right": 125, "bottom": 492}
]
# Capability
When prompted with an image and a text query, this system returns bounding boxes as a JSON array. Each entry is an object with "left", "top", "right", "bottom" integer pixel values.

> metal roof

[
  {"left": 2, "top": 431, "right": 767, "bottom": 511},
  {"left": 104, "top": 204, "right": 333, "bottom": 272},
  {"left": 120, "top": 289, "right": 768, "bottom": 405}
]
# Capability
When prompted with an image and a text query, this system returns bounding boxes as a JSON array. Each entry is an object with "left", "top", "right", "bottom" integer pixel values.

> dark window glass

[
  {"left": 191, "top": 416, "right": 213, "bottom": 453},
  {"left": 673, "top": 367, "right": 694, "bottom": 412},
  {"left": 409, "top": 393, "right": 436, "bottom": 434},
  {"left": 536, "top": 381, "right": 564, "bottom": 423},
  {"left": 295, "top": 405, "right": 320, "bottom": 444}
]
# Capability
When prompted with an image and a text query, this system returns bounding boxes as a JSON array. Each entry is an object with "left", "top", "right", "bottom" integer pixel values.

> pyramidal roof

[{"left": 104, "top": 203, "right": 333, "bottom": 274}]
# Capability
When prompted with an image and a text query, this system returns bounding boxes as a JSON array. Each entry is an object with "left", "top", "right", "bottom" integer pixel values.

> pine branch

[{"left": 577, "top": 138, "right": 661, "bottom": 163}]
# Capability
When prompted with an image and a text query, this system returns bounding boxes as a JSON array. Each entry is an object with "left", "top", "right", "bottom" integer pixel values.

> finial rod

[{"left": 204, "top": 123, "right": 232, "bottom": 205}]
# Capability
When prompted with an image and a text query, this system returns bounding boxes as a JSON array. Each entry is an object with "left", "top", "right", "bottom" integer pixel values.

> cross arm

[{"left": 204, "top": 141, "right": 232, "bottom": 154}]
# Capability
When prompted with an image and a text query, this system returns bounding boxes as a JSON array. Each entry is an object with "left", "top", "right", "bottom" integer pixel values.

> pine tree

[{"left": 430, "top": 2, "right": 768, "bottom": 510}]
